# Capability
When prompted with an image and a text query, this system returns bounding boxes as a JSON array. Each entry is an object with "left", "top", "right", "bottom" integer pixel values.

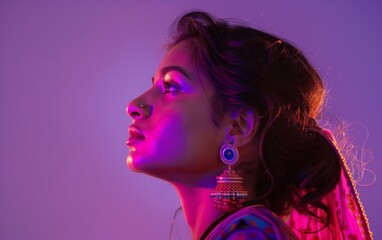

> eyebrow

[{"left": 151, "top": 65, "right": 193, "bottom": 84}]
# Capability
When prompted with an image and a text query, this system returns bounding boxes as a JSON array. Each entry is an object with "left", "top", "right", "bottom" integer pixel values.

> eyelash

[{"left": 163, "top": 80, "right": 181, "bottom": 94}]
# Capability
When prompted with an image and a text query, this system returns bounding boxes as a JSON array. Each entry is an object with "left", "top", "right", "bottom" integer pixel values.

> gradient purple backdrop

[{"left": 1, "top": 1, "right": 381, "bottom": 239}]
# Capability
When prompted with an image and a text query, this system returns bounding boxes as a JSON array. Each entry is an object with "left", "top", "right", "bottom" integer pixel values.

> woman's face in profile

[{"left": 126, "top": 40, "right": 225, "bottom": 179}]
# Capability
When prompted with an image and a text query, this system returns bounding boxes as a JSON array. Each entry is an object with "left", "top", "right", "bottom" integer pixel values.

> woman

[{"left": 126, "top": 11, "right": 372, "bottom": 239}]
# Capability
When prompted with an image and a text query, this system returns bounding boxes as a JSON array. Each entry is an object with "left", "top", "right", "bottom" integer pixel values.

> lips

[{"left": 126, "top": 125, "right": 145, "bottom": 146}]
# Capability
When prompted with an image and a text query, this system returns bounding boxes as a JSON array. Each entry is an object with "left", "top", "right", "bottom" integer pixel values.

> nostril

[
  {"left": 127, "top": 104, "right": 144, "bottom": 120},
  {"left": 126, "top": 102, "right": 150, "bottom": 120},
  {"left": 127, "top": 106, "right": 138, "bottom": 118},
  {"left": 130, "top": 110, "right": 141, "bottom": 118}
]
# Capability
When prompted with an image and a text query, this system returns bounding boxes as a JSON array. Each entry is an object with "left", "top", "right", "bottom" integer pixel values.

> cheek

[
  {"left": 150, "top": 112, "right": 198, "bottom": 169},
  {"left": 161, "top": 107, "right": 223, "bottom": 170},
  {"left": 153, "top": 113, "right": 188, "bottom": 161},
  {"left": 127, "top": 111, "right": 189, "bottom": 172}
]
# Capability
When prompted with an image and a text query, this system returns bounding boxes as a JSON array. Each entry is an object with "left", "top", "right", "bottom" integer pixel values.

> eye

[{"left": 163, "top": 80, "right": 181, "bottom": 94}]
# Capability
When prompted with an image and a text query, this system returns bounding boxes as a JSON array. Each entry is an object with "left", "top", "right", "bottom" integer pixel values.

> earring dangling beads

[{"left": 211, "top": 144, "right": 248, "bottom": 212}]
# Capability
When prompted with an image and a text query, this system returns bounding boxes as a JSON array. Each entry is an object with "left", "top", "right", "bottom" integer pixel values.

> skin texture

[{"left": 126, "top": 40, "right": 257, "bottom": 239}]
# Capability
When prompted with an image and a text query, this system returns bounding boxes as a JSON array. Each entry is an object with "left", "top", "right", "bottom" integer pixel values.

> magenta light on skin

[{"left": 0, "top": 1, "right": 380, "bottom": 240}]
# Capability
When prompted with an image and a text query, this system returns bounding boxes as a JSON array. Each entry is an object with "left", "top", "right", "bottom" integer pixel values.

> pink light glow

[{"left": 0, "top": 1, "right": 380, "bottom": 239}]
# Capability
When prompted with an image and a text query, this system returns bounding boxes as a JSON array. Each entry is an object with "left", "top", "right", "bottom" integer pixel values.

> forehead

[
  {"left": 157, "top": 40, "right": 214, "bottom": 89},
  {"left": 157, "top": 40, "right": 196, "bottom": 75}
]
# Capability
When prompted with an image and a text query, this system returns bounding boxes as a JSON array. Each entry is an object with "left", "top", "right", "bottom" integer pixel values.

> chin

[
  {"left": 126, "top": 155, "right": 141, "bottom": 173},
  {"left": 126, "top": 154, "right": 160, "bottom": 174},
  {"left": 126, "top": 155, "right": 176, "bottom": 181}
]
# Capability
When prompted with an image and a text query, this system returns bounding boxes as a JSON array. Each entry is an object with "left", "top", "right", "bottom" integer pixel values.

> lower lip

[{"left": 126, "top": 136, "right": 145, "bottom": 146}]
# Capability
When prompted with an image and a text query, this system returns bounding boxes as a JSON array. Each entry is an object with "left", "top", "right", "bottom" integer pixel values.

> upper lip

[{"left": 128, "top": 125, "right": 145, "bottom": 139}]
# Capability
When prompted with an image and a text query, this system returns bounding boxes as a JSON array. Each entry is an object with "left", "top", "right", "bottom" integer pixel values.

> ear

[{"left": 225, "top": 107, "right": 259, "bottom": 147}]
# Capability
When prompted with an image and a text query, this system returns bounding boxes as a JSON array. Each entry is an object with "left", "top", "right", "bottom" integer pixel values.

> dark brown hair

[{"left": 170, "top": 11, "right": 341, "bottom": 230}]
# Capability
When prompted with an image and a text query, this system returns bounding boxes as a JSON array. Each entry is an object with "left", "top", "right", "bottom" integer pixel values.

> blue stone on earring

[{"left": 220, "top": 144, "right": 239, "bottom": 166}]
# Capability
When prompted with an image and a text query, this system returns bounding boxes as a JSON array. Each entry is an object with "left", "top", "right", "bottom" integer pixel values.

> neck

[
  {"left": 170, "top": 172, "right": 225, "bottom": 240},
  {"left": 166, "top": 163, "right": 257, "bottom": 239}
]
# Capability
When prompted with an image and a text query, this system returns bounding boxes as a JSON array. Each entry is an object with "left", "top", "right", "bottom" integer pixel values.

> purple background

[{"left": 1, "top": 1, "right": 381, "bottom": 239}]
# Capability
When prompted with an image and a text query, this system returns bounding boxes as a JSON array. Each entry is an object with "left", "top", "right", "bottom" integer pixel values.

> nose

[{"left": 126, "top": 101, "right": 151, "bottom": 120}]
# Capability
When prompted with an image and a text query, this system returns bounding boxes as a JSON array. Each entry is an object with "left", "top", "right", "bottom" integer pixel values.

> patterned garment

[{"left": 205, "top": 205, "right": 299, "bottom": 240}]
